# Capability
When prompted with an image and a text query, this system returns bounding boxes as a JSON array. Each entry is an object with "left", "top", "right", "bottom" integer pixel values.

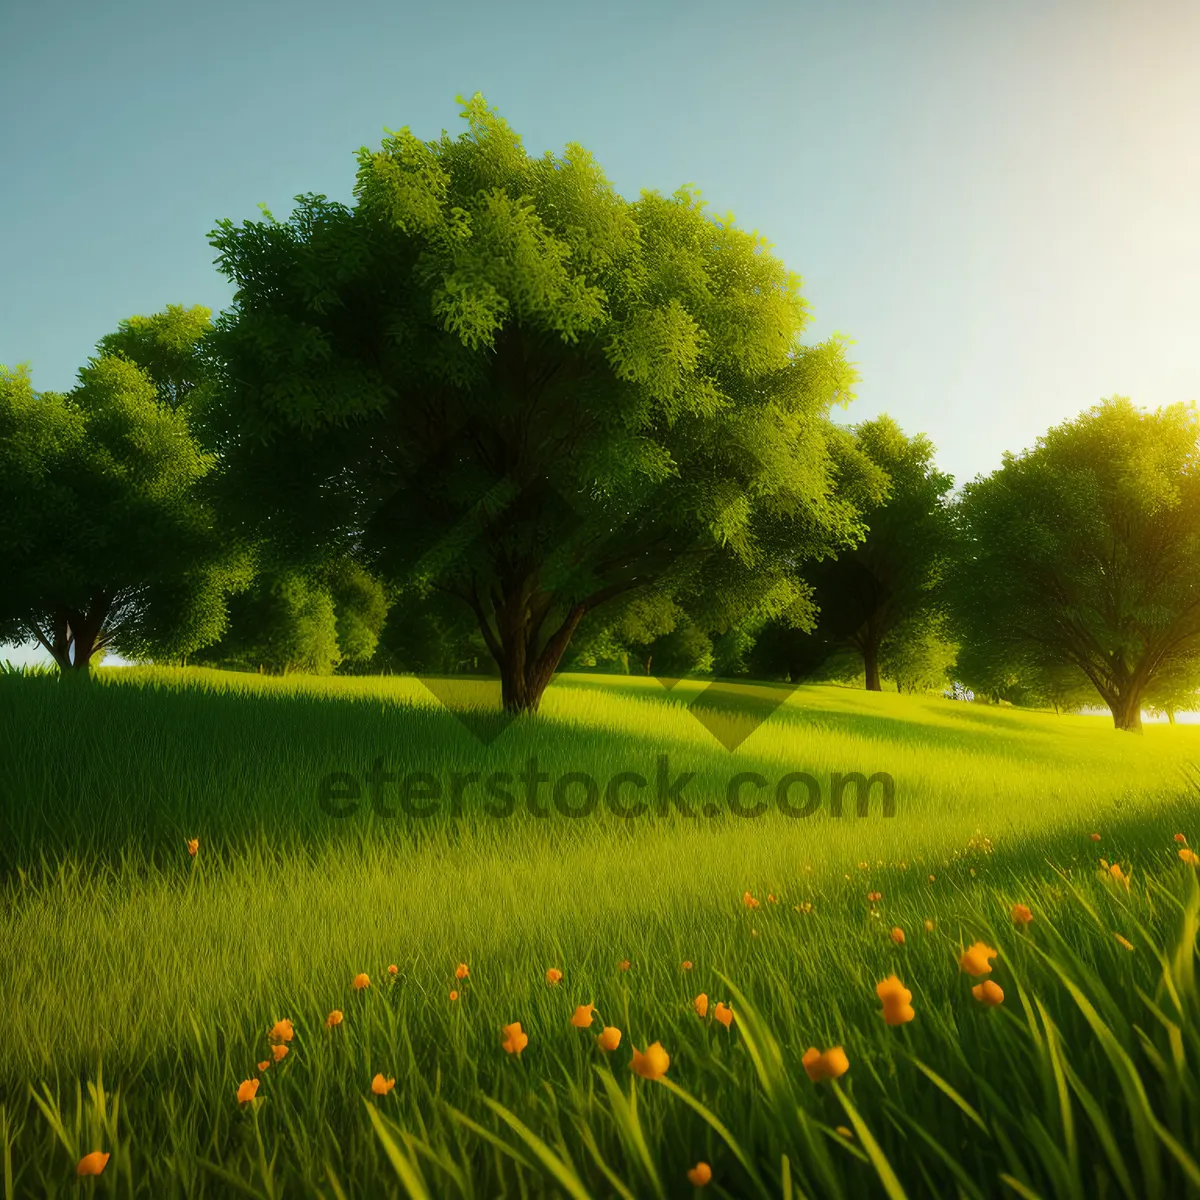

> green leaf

[{"left": 832, "top": 1082, "right": 909, "bottom": 1200}]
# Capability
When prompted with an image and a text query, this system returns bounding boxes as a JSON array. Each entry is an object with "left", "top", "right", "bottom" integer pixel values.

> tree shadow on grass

[{"left": 550, "top": 673, "right": 1099, "bottom": 761}]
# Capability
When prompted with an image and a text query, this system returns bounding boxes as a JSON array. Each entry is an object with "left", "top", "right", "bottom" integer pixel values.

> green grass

[{"left": 1, "top": 667, "right": 1198, "bottom": 1198}]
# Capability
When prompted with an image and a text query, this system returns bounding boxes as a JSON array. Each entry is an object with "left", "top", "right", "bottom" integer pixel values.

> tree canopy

[
  {"left": 952, "top": 396, "right": 1200, "bottom": 730},
  {"left": 95, "top": 303, "right": 214, "bottom": 411},
  {"left": 748, "top": 415, "right": 955, "bottom": 690},
  {"left": 197, "top": 92, "right": 886, "bottom": 711}
]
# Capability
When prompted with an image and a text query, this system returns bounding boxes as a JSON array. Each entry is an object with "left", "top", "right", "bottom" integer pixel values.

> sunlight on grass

[{"left": 1, "top": 668, "right": 1198, "bottom": 1196}]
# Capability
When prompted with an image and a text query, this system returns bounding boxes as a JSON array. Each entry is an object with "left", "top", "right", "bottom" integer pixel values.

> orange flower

[
  {"left": 186, "top": 838, "right": 199, "bottom": 857},
  {"left": 714, "top": 1002, "right": 734, "bottom": 1028},
  {"left": 596, "top": 1026, "right": 622, "bottom": 1052},
  {"left": 1180, "top": 848, "right": 1200, "bottom": 867},
  {"left": 687, "top": 1161, "right": 713, "bottom": 1186},
  {"left": 257, "top": 1060, "right": 270, "bottom": 1071},
  {"left": 76, "top": 1151, "right": 110, "bottom": 1176},
  {"left": 876, "top": 975, "right": 915, "bottom": 1025},
  {"left": 353, "top": 973, "right": 370, "bottom": 990},
  {"left": 959, "top": 942, "right": 998, "bottom": 976},
  {"left": 237, "top": 1078, "right": 260, "bottom": 1104},
  {"left": 618, "top": 959, "right": 631, "bottom": 971},
  {"left": 545, "top": 968, "right": 563, "bottom": 985},
  {"left": 268, "top": 1019, "right": 294, "bottom": 1043},
  {"left": 767, "top": 893, "right": 778, "bottom": 904},
  {"left": 271, "top": 1042, "right": 289, "bottom": 1062},
  {"left": 371, "top": 1073, "right": 395, "bottom": 1095},
  {"left": 802, "top": 1046, "right": 849, "bottom": 1082},
  {"left": 326, "top": 1010, "right": 343, "bottom": 1028},
  {"left": 1174, "top": 833, "right": 1187, "bottom": 844},
  {"left": 1011, "top": 904, "right": 1033, "bottom": 927},
  {"left": 449, "top": 989, "right": 459, "bottom": 1001},
  {"left": 387, "top": 964, "right": 398, "bottom": 977},
  {"left": 681, "top": 960, "right": 694, "bottom": 971},
  {"left": 1106, "top": 862, "right": 1131, "bottom": 890},
  {"left": 1114, "top": 933, "right": 1135, "bottom": 951},
  {"left": 867, "top": 891, "right": 882, "bottom": 903},
  {"left": 928, "top": 874, "right": 936, "bottom": 883},
  {"left": 455, "top": 962, "right": 469, "bottom": 979},
  {"left": 743, "top": 891, "right": 760, "bottom": 909},
  {"left": 570, "top": 1004, "right": 596, "bottom": 1029},
  {"left": 693, "top": 993, "right": 709, "bottom": 1019},
  {"left": 1089, "top": 832, "right": 1101, "bottom": 841},
  {"left": 502, "top": 1022, "right": 529, "bottom": 1055},
  {"left": 631, "top": 1042, "right": 670, "bottom": 1080},
  {"left": 890, "top": 927, "right": 905, "bottom": 945},
  {"left": 972, "top": 980, "right": 1004, "bottom": 1007},
  {"left": 924, "top": 919, "right": 935, "bottom": 932}
]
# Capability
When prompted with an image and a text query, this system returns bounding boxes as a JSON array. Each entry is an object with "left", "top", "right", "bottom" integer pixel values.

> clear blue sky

[{"left": 2, "top": 0, "right": 1198, "bottom": 674}]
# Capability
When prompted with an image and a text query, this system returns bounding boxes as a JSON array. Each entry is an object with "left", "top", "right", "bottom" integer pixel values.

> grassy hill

[{"left": 1, "top": 668, "right": 1198, "bottom": 1197}]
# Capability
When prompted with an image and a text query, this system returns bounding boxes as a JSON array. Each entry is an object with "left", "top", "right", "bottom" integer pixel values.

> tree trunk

[
  {"left": 69, "top": 627, "right": 99, "bottom": 677},
  {"left": 1168, "top": 711, "right": 1176, "bottom": 725},
  {"left": 863, "top": 641, "right": 882, "bottom": 692},
  {"left": 495, "top": 602, "right": 587, "bottom": 713},
  {"left": 1109, "top": 691, "right": 1144, "bottom": 732}
]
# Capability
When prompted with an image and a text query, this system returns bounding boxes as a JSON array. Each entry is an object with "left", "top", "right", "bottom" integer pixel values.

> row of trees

[{"left": 3, "top": 94, "right": 1198, "bottom": 731}]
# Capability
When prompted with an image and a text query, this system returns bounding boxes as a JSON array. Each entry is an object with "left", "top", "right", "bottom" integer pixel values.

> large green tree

[
  {"left": 0, "top": 352, "right": 247, "bottom": 675},
  {"left": 197, "top": 93, "right": 885, "bottom": 712},
  {"left": 952, "top": 397, "right": 1200, "bottom": 731}
]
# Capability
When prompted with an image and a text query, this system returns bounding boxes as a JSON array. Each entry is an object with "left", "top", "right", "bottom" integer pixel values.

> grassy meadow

[{"left": 1, "top": 666, "right": 1199, "bottom": 1198}]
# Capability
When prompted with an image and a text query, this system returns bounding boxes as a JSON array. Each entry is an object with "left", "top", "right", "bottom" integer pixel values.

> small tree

[
  {"left": 0, "top": 354, "right": 246, "bottom": 675},
  {"left": 791, "top": 416, "right": 955, "bottom": 689},
  {"left": 369, "top": 588, "right": 491, "bottom": 676},
  {"left": 328, "top": 559, "right": 391, "bottom": 667},
  {"left": 952, "top": 397, "right": 1200, "bottom": 731},
  {"left": 880, "top": 618, "right": 957, "bottom": 695},
  {"left": 1145, "top": 664, "right": 1200, "bottom": 724},
  {"left": 194, "top": 558, "right": 389, "bottom": 675}
]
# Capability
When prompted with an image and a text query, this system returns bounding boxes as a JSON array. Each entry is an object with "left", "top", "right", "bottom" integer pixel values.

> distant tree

[
  {"left": 952, "top": 397, "right": 1200, "bottom": 731},
  {"left": 194, "top": 558, "right": 388, "bottom": 675},
  {"left": 328, "top": 559, "right": 390, "bottom": 666},
  {"left": 745, "top": 617, "right": 849, "bottom": 684},
  {"left": 197, "top": 92, "right": 886, "bottom": 713},
  {"left": 952, "top": 639, "right": 1040, "bottom": 706},
  {"left": 560, "top": 622, "right": 632, "bottom": 674},
  {"left": 880, "top": 617, "right": 957, "bottom": 694},
  {"left": 785, "top": 416, "right": 955, "bottom": 690},
  {"left": 0, "top": 354, "right": 247, "bottom": 676},
  {"left": 369, "top": 588, "right": 491, "bottom": 676},
  {"left": 630, "top": 620, "right": 715, "bottom": 679},
  {"left": 1032, "top": 662, "right": 1097, "bottom": 715},
  {"left": 1144, "top": 663, "right": 1200, "bottom": 725},
  {"left": 208, "top": 569, "right": 342, "bottom": 675}
]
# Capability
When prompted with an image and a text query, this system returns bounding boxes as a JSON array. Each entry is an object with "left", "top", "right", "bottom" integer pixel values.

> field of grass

[{"left": 1, "top": 666, "right": 1199, "bottom": 1198}]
